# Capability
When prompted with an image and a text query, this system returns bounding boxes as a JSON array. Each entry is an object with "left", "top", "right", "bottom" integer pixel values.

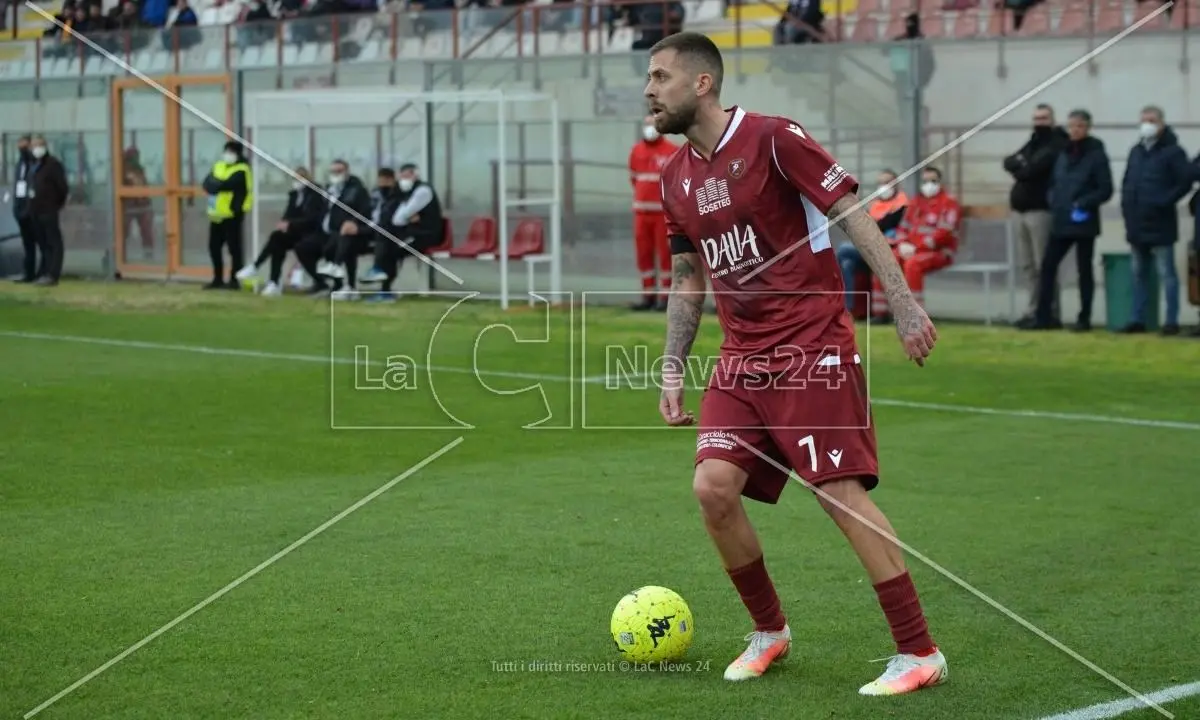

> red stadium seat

[
  {"left": 1018, "top": 4, "right": 1051, "bottom": 34},
  {"left": 507, "top": 218, "right": 545, "bottom": 259},
  {"left": 424, "top": 217, "right": 453, "bottom": 256},
  {"left": 1056, "top": 4, "right": 1089, "bottom": 36},
  {"left": 1095, "top": 2, "right": 1125, "bottom": 32},
  {"left": 950, "top": 9, "right": 982, "bottom": 37},
  {"left": 446, "top": 216, "right": 497, "bottom": 258},
  {"left": 849, "top": 14, "right": 882, "bottom": 41},
  {"left": 1134, "top": 0, "right": 1170, "bottom": 28}
]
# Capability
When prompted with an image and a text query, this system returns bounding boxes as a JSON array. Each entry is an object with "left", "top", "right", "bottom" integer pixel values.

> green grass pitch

[{"left": 2, "top": 282, "right": 1198, "bottom": 720}]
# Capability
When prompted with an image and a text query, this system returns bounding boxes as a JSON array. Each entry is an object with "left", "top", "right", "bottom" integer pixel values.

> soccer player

[{"left": 645, "top": 32, "right": 946, "bottom": 696}]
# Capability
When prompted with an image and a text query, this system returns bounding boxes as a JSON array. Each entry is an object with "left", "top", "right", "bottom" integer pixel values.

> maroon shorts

[{"left": 694, "top": 363, "right": 878, "bottom": 504}]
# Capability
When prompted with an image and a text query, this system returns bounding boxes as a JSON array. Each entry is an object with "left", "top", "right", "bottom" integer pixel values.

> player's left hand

[{"left": 892, "top": 297, "right": 937, "bottom": 367}]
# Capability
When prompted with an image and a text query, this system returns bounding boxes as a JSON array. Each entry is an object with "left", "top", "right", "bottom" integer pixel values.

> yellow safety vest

[{"left": 207, "top": 161, "right": 253, "bottom": 221}]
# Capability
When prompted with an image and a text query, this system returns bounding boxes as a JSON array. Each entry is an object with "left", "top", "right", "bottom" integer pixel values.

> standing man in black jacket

[
  {"left": 359, "top": 163, "right": 445, "bottom": 299},
  {"left": 26, "top": 136, "right": 70, "bottom": 286},
  {"left": 1022, "top": 109, "right": 1113, "bottom": 332},
  {"left": 1117, "top": 105, "right": 1193, "bottom": 335},
  {"left": 1005, "top": 104, "right": 1068, "bottom": 326},
  {"left": 293, "top": 159, "right": 373, "bottom": 299},
  {"left": 11, "top": 134, "right": 42, "bottom": 283}
]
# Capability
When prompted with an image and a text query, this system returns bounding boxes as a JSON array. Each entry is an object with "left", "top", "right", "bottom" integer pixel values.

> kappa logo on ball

[{"left": 728, "top": 158, "right": 746, "bottom": 179}]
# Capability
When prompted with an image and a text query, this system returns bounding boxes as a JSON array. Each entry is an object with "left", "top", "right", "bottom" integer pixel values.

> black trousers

[
  {"left": 208, "top": 217, "right": 244, "bottom": 282},
  {"left": 294, "top": 231, "right": 369, "bottom": 289},
  {"left": 262, "top": 228, "right": 301, "bottom": 284},
  {"left": 17, "top": 215, "right": 39, "bottom": 280},
  {"left": 373, "top": 229, "right": 437, "bottom": 291},
  {"left": 33, "top": 212, "right": 64, "bottom": 281},
  {"left": 1035, "top": 233, "right": 1096, "bottom": 325}
]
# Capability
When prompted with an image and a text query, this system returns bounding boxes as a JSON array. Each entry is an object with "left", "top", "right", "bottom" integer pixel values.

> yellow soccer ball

[{"left": 610, "top": 585, "right": 694, "bottom": 663}]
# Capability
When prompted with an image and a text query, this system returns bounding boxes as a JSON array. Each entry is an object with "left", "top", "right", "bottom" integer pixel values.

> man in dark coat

[
  {"left": 26, "top": 135, "right": 70, "bottom": 286},
  {"left": 1118, "top": 105, "right": 1194, "bottom": 335},
  {"left": 1022, "top": 109, "right": 1113, "bottom": 332},
  {"left": 1005, "top": 103, "right": 1069, "bottom": 325}
]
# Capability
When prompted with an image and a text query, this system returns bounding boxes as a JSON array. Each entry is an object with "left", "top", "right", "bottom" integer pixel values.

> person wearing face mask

[
  {"left": 24, "top": 136, "right": 69, "bottom": 287},
  {"left": 235, "top": 166, "right": 324, "bottom": 296},
  {"left": 293, "top": 158, "right": 373, "bottom": 299},
  {"left": 10, "top": 134, "right": 42, "bottom": 284},
  {"left": 869, "top": 167, "right": 959, "bottom": 321},
  {"left": 1117, "top": 105, "right": 1193, "bottom": 335},
  {"left": 628, "top": 114, "right": 678, "bottom": 311},
  {"left": 1022, "top": 109, "right": 1113, "bottom": 332},
  {"left": 201, "top": 140, "right": 253, "bottom": 289},
  {"left": 359, "top": 163, "right": 445, "bottom": 299},
  {"left": 1006, "top": 104, "right": 1068, "bottom": 328},
  {"left": 835, "top": 169, "right": 908, "bottom": 316}
]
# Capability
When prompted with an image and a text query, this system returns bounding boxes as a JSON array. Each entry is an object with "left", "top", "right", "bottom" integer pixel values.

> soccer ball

[{"left": 610, "top": 585, "right": 694, "bottom": 663}]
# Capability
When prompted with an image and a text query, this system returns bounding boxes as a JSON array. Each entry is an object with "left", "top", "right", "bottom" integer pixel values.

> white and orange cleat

[
  {"left": 723, "top": 625, "right": 791, "bottom": 681},
  {"left": 858, "top": 649, "right": 948, "bottom": 696}
]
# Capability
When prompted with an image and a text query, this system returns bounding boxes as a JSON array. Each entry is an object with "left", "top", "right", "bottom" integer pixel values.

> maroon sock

[
  {"left": 874, "top": 572, "right": 936, "bottom": 656},
  {"left": 727, "top": 556, "right": 786, "bottom": 632}
]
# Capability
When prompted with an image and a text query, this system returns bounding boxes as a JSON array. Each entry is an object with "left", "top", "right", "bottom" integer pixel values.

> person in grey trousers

[{"left": 1005, "top": 103, "right": 1068, "bottom": 327}]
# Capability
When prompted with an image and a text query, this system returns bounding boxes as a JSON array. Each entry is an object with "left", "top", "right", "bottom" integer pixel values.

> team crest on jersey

[{"left": 728, "top": 158, "right": 746, "bottom": 179}]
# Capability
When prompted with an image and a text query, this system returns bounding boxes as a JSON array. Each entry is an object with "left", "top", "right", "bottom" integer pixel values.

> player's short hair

[
  {"left": 377, "top": 167, "right": 395, "bottom": 179},
  {"left": 1067, "top": 109, "right": 1092, "bottom": 126},
  {"left": 649, "top": 31, "right": 724, "bottom": 96},
  {"left": 921, "top": 166, "right": 942, "bottom": 180}
]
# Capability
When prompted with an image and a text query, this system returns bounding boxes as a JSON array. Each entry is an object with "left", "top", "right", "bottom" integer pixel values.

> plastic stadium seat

[
  {"left": 424, "top": 218, "right": 453, "bottom": 256},
  {"left": 444, "top": 216, "right": 497, "bottom": 258},
  {"left": 1056, "top": 4, "right": 1089, "bottom": 35},
  {"left": 1134, "top": 0, "right": 1171, "bottom": 28},
  {"left": 1018, "top": 4, "right": 1051, "bottom": 34},
  {"left": 1095, "top": 2, "right": 1125, "bottom": 31},
  {"left": 849, "top": 14, "right": 881, "bottom": 41},
  {"left": 951, "top": 9, "right": 983, "bottom": 37},
  {"left": 506, "top": 218, "right": 545, "bottom": 259}
]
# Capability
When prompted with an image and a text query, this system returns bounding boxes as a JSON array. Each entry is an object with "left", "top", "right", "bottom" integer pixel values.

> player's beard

[{"left": 655, "top": 98, "right": 698, "bottom": 136}]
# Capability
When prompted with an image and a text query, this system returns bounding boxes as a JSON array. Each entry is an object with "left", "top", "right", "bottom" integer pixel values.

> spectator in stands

[
  {"left": 202, "top": 140, "right": 253, "bottom": 289},
  {"left": 161, "top": 0, "right": 201, "bottom": 51},
  {"left": 47, "top": 3, "right": 90, "bottom": 59},
  {"left": 869, "top": 167, "right": 958, "bottom": 320},
  {"left": 1003, "top": 0, "right": 1045, "bottom": 32},
  {"left": 141, "top": 0, "right": 169, "bottom": 27},
  {"left": 294, "top": 159, "right": 373, "bottom": 299},
  {"left": 236, "top": 167, "right": 325, "bottom": 296},
  {"left": 1190, "top": 154, "right": 1200, "bottom": 337},
  {"left": 1023, "top": 109, "right": 1112, "bottom": 333},
  {"left": 628, "top": 0, "right": 684, "bottom": 50},
  {"left": 836, "top": 168, "right": 908, "bottom": 312},
  {"left": 360, "top": 163, "right": 445, "bottom": 300},
  {"left": 12, "top": 134, "right": 41, "bottom": 284},
  {"left": 122, "top": 147, "right": 156, "bottom": 260},
  {"left": 25, "top": 136, "right": 69, "bottom": 287},
  {"left": 1007, "top": 103, "right": 1068, "bottom": 329},
  {"left": 110, "top": 0, "right": 150, "bottom": 51},
  {"left": 237, "top": 0, "right": 276, "bottom": 48},
  {"left": 774, "top": 0, "right": 824, "bottom": 45},
  {"left": 1117, "top": 105, "right": 1193, "bottom": 335}
]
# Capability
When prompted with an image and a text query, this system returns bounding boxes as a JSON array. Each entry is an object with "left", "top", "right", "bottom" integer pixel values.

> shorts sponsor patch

[{"left": 697, "top": 431, "right": 740, "bottom": 452}]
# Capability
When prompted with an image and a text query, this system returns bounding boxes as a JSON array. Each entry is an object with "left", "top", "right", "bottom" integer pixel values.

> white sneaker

[
  {"left": 288, "top": 267, "right": 307, "bottom": 289},
  {"left": 234, "top": 264, "right": 257, "bottom": 281},
  {"left": 260, "top": 282, "right": 282, "bottom": 297},
  {"left": 316, "top": 260, "right": 338, "bottom": 277},
  {"left": 359, "top": 267, "right": 387, "bottom": 283},
  {"left": 723, "top": 625, "right": 791, "bottom": 681},
  {"left": 858, "top": 649, "right": 947, "bottom": 696},
  {"left": 330, "top": 288, "right": 358, "bottom": 301}
]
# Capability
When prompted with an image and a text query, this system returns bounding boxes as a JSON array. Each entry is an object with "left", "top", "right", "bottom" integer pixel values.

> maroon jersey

[{"left": 662, "top": 107, "right": 861, "bottom": 375}]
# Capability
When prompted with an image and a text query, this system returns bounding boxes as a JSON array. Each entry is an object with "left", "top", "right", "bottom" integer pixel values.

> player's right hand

[
  {"left": 894, "top": 299, "right": 937, "bottom": 367},
  {"left": 659, "top": 386, "right": 695, "bottom": 426}
]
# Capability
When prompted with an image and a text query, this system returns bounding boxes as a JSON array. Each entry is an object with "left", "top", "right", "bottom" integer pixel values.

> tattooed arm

[
  {"left": 828, "top": 193, "right": 937, "bottom": 365},
  {"left": 660, "top": 247, "right": 705, "bottom": 425}
]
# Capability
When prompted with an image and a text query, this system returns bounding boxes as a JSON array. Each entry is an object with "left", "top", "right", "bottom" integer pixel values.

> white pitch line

[
  {"left": 1037, "top": 681, "right": 1200, "bottom": 720},
  {"left": 22, "top": 437, "right": 464, "bottom": 719},
  {"left": 2, "top": 330, "right": 1198, "bottom": 431}
]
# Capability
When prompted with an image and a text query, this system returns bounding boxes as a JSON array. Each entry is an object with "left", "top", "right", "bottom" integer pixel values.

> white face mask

[
  {"left": 222, "top": 151, "right": 237, "bottom": 164},
  {"left": 398, "top": 177, "right": 415, "bottom": 192},
  {"left": 328, "top": 173, "right": 345, "bottom": 186},
  {"left": 876, "top": 185, "right": 895, "bottom": 200},
  {"left": 31, "top": 146, "right": 46, "bottom": 159},
  {"left": 1138, "top": 122, "right": 1159, "bottom": 140},
  {"left": 643, "top": 125, "right": 660, "bottom": 141},
  {"left": 920, "top": 181, "right": 940, "bottom": 198}
]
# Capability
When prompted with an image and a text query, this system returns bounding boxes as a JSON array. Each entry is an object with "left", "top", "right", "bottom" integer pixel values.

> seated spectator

[
  {"left": 836, "top": 168, "right": 908, "bottom": 312},
  {"left": 360, "top": 163, "right": 445, "bottom": 299},
  {"left": 45, "top": 3, "right": 88, "bottom": 59},
  {"left": 774, "top": 0, "right": 823, "bottom": 45},
  {"left": 870, "top": 167, "right": 960, "bottom": 320},
  {"left": 110, "top": 0, "right": 151, "bottom": 52},
  {"left": 160, "top": 0, "right": 201, "bottom": 51},
  {"left": 236, "top": 166, "right": 326, "bottom": 295},
  {"left": 238, "top": 0, "right": 276, "bottom": 48},
  {"left": 292, "top": 159, "right": 373, "bottom": 299},
  {"left": 629, "top": 0, "right": 683, "bottom": 50}
]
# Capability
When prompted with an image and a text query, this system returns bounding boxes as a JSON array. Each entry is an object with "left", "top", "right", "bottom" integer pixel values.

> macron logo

[
  {"left": 682, "top": 178, "right": 691, "bottom": 197},
  {"left": 786, "top": 123, "right": 805, "bottom": 139},
  {"left": 827, "top": 449, "right": 843, "bottom": 468}
]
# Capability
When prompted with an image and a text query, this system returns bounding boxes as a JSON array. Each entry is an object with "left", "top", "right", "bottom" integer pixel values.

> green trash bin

[{"left": 1103, "top": 252, "right": 1160, "bottom": 332}]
